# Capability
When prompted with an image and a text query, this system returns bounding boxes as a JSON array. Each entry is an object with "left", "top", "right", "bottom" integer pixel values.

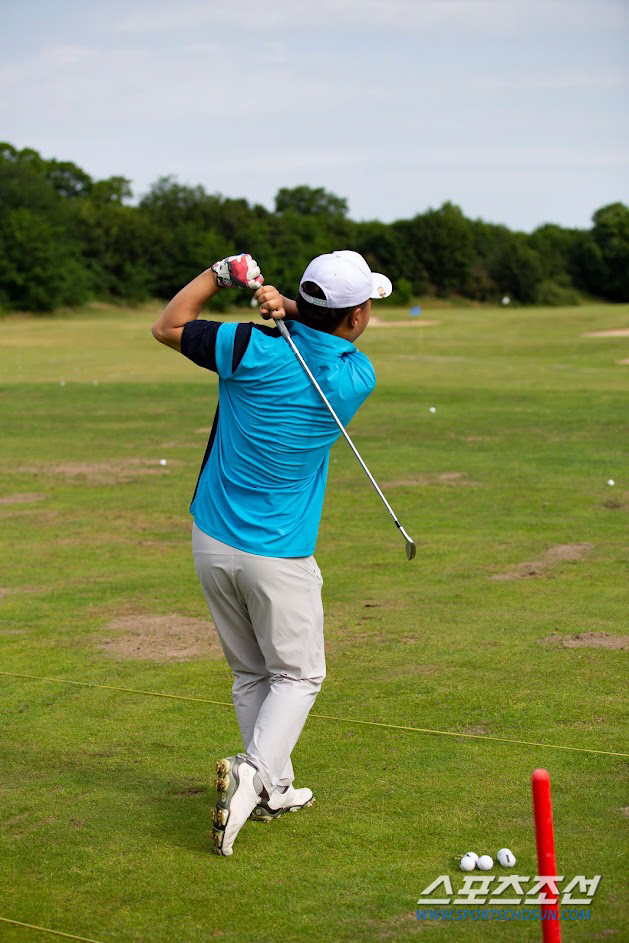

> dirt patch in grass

[
  {"left": 330, "top": 630, "right": 390, "bottom": 648},
  {"left": 96, "top": 613, "right": 223, "bottom": 662},
  {"left": 16, "top": 458, "right": 183, "bottom": 485},
  {"left": 617, "top": 359, "right": 629, "bottom": 366},
  {"left": 602, "top": 499, "right": 624, "bottom": 510},
  {"left": 461, "top": 724, "right": 491, "bottom": 736},
  {"left": 491, "top": 542, "right": 593, "bottom": 581},
  {"left": 454, "top": 434, "right": 498, "bottom": 443},
  {"left": 173, "top": 786, "right": 207, "bottom": 797},
  {"left": 0, "top": 492, "right": 49, "bottom": 506},
  {"left": 541, "top": 631, "right": 629, "bottom": 651},
  {"left": 2, "top": 814, "right": 59, "bottom": 836},
  {"left": 0, "top": 585, "right": 41, "bottom": 603},
  {"left": 383, "top": 471, "right": 480, "bottom": 488},
  {"left": 366, "top": 912, "right": 420, "bottom": 939},
  {"left": 543, "top": 544, "right": 593, "bottom": 563},
  {"left": 583, "top": 328, "right": 629, "bottom": 337},
  {"left": 369, "top": 316, "right": 441, "bottom": 328}
]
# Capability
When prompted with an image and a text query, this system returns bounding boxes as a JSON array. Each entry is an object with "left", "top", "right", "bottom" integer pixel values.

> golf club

[{"left": 272, "top": 317, "right": 416, "bottom": 561}]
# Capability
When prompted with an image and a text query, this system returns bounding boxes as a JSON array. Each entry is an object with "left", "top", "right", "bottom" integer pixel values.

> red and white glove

[{"left": 211, "top": 253, "right": 264, "bottom": 290}]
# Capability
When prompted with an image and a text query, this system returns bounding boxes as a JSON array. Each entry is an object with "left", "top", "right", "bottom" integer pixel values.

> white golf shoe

[
  {"left": 250, "top": 784, "right": 315, "bottom": 822},
  {"left": 213, "top": 754, "right": 260, "bottom": 856}
]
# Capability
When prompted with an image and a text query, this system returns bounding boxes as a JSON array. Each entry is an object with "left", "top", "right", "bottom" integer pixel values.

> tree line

[{"left": 1, "top": 141, "right": 628, "bottom": 313}]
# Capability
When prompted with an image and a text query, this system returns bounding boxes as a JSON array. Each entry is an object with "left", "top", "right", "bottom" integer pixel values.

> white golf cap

[{"left": 299, "top": 250, "right": 393, "bottom": 308}]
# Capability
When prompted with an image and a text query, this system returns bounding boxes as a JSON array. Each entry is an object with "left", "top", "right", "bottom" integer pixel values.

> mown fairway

[{"left": 1, "top": 301, "right": 627, "bottom": 943}]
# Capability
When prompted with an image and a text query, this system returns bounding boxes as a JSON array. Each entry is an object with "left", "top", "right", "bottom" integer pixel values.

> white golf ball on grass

[
  {"left": 459, "top": 854, "right": 476, "bottom": 871},
  {"left": 497, "top": 848, "right": 516, "bottom": 867},
  {"left": 476, "top": 855, "right": 493, "bottom": 871}
]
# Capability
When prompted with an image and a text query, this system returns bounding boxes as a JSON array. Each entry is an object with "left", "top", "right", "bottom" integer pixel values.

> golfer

[{"left": 151, "top": 250, "right": 392, "bottom": 855}]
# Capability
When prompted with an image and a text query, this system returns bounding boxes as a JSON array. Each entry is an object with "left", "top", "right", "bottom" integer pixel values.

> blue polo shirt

[{"left": 181, "top": 318, "right": 375, "bottom": 557}]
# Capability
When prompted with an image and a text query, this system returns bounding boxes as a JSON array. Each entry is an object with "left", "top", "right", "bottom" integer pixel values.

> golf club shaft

[{"left": 272, "top": 317, "right": 408, "bottom": 536}]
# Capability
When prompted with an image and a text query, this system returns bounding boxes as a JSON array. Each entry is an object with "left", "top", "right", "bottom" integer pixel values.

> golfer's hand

[
  {"left": 255, "top": 285, "right": 285, "bottom": 320},
  {"left": 211, "top": 253, "right": 264, "bottom": 290}
]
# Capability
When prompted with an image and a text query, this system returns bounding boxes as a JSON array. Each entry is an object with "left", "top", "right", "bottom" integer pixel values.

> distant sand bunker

[
  {"left": 369, "top": 316, "right": 441, "bottom": 328},
  {"left": 491, "top": 543, "right": 593, "bottom": 581},
  {"left": 382, "top": 471, "right": 479, "bottom": 488},
  {"left": 583, "top": 328, "right": 629, "bottom": 337}
]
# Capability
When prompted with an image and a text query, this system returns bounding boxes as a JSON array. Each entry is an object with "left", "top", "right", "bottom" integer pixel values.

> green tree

[
  {"left": 275, "top": 185, "right": 348, "bottom": 219},
  {"left": 488, "top": 233, "right": 544, "bottom": 303},
  {"left": 90, "top": 176, "right": 133, "bottom": 205},
  {"left": 0, "top": 208, "right": 91, "bottom": 311},
  {"left": 0, "top": 143, "right": 93, "bottom": 310},
  {"left": 1, "top": 140, "right": 626, "bottom": 313},
  {"left": 590, "top": 203, "right": 629, "bottom": 300},
  {"left": 393, "top": 203, "right": 474, "bottom": 296}
]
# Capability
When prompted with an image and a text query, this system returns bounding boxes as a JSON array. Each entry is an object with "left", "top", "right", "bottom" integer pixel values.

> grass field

[{"left": 1, "top": 300, "right": 628, "bottom": 943}]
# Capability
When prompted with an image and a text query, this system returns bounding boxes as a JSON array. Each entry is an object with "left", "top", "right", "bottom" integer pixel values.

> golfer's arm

[
  {"left": 281, "top": 296, "right": 298, "bottom": 318},
  {"left": 151, "top": 269, "right": 221, "bottom": 352}
]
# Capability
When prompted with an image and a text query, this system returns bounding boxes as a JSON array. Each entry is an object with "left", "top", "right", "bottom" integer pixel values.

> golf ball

[
  {"left": 429, "top": 406, "right": 436, "bottom": 414},
  {"left": 497, "top": 848, "right": 516, "bottom": 868},
  {"left": 159, "top": 459, "right": 168, "bottom": 466},
  {"left": 459, "top": 854, "right": 476, "bottom": 871},
  {"left": 476, "top": 855, "right": 493, "bottom": 871},
  {"left": 607, "top": 479, "right": 615, "bottom": 486}
]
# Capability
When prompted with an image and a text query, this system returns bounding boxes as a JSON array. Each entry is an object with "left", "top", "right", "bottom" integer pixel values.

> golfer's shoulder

[
  {"left": 218, "top": 320, "right": 291, "bottom": 377},
  {"left": 342, "top": 347, "right": 376, "bottom": 392},
  {"left": 217, "top": 320, "right": 282, "bottom": 370},
  {"left": 243, "top": 321, "right": 285, "bottom": 357}
]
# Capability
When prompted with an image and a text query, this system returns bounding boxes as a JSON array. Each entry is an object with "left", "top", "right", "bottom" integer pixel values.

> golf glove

[{"left": 211, "top": 253, "right": 264, "bottom": 290}]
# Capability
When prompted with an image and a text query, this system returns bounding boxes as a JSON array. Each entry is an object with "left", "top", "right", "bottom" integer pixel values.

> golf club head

[{"left": 399, "top": 526, "right": 416, "bottom": 560}]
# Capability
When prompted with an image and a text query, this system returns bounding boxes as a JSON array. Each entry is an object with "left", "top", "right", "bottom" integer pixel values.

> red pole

[{"left": 532, "top": 769, "right": 562, "bottom": 942}]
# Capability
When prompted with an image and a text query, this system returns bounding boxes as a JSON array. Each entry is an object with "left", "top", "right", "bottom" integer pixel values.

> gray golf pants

[{"left": 192, "top": 523, "right": 326, "bottom": 794}]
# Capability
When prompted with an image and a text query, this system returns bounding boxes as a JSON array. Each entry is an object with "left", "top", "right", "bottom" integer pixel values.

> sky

[{"left": 1, "top": 0, "right": 628, "bottom": 232}]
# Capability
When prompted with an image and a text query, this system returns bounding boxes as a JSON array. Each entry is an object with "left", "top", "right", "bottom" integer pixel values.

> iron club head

[{"left": 399, "top": 526, "right": 416, "bottom": 560}]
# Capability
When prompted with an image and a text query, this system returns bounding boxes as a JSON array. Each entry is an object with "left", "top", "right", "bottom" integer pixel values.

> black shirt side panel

[
  {"left": 191, "top": 404, "right": 220, "bottom": 504},
  {"left": 232, "top": 322, "right": 254, "bottom": 373},
  {"left": 181, "top": 320, "right": 220, "bottom": 371},
  {"left": 189, "top": 321, "right": 279, "bottom": 507}
]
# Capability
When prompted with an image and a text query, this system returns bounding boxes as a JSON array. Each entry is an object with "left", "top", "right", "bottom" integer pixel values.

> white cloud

[
  {"left": 116, "top": 0, "right": 628, "bottom": 34},
  {"left": 211, "top": 147, "right": 359, "bottom": 175},
  {"left": 472, "top": 70, "right": 629, "bottom": 92},
  {"left": 246, "top": 143, "right": 629, "bottom": 174},
  {"left": 0, "top": 39, "right": 350, "bottom": 125}
]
